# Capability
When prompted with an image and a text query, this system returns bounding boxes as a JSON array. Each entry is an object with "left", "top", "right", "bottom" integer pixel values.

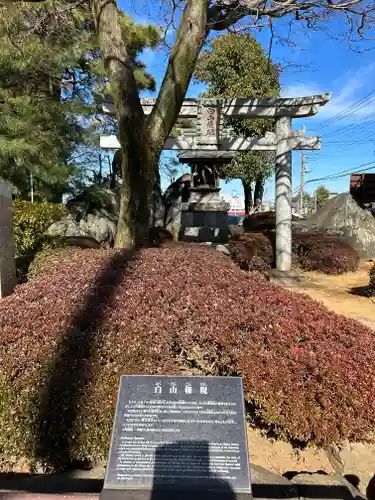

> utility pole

[
  {"left": 299, "top": 152, "right": 311, "bottom": 215},
  {"left": 314, "top": 190, "right": 317, "bottom": 213},
  {"left": 299, "top": 153, "right": 305, "bottom": 215}
]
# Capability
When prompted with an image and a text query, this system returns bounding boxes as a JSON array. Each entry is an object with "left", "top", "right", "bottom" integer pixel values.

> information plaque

[{"left": 101, "top": 375, "right": 251, "bottom": 500}]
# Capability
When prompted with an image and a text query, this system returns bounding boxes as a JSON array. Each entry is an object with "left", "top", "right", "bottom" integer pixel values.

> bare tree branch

[
  {"left": 147, "top": 0, "right": 208, "bottom": 149},
  {"left": 206, "top": 0, "right": 375, "bottom": 37},
  {"left": 208, "top": 1, "right": 254, "bottom": 29}
]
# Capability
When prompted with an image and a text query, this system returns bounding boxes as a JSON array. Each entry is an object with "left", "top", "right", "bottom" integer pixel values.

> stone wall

[{"left": 0, "top": 182, "right": 16, "bottom": 298}]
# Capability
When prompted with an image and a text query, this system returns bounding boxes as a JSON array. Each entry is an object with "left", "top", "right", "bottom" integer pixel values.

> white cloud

[
  {"left": 334, "top": 62, "right": 375, "bottom": 104},
  {"left": 281, "top": 62, "right": 375, "bottom": 121},
  {"left": 280, "top": 83, "right": 324, "bottom": 99}
]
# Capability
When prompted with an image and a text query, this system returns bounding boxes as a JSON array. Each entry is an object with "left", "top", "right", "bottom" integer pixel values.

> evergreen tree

[
  {"left": 195, "top": 34, "right": 280, "bottom": 213},
  {"left": 0, "top": 1, "right": 159, "bottom": 200},
  {"left": 316, "top": 185, "right": 330, "bottom": 209}
]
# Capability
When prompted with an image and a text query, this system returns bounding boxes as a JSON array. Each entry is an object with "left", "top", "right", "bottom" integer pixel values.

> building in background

[
  {"left": 292, "top": 190, "right": 339, "bottom": 216},
  {"left": 222, "top": 191, "right": 272, "bottom": 214},
  {"left": 222, "top": 192, "right": 245, "bottom": 215},
  {"left": 350, "top": 173, "right": 375, "bottom": 206}
]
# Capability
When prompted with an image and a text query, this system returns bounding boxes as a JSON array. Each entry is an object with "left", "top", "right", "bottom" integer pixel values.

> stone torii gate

[{"left": 97, "top": 93, "right": 331, "bottom": 277}]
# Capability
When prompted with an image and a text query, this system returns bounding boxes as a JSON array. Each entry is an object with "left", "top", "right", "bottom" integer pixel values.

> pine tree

[{"left": 0, "top": 1, "right": 159, "bottom": 200}]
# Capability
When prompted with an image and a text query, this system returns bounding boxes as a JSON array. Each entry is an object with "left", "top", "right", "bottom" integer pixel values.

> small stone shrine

[
  {"left": 178, "top": 152, "right": 232, "bottom": 243},
  {"left": 100, "top": 375, "right": 251, "bottom": 500}
]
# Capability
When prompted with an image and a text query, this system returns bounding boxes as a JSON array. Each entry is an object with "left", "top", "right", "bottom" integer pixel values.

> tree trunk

[
  {"left": 254, "top": 177, "right": 265, "bottom": 212},
  {"left": 98, "top": 154, "right": 103, "bottom": 183},
  {"left": 116, "top": 139, "right": 158, "bottom": 248},
  {"left": 242, "top": 179, "right": 253, "bottom": 215},
  {"left": 89, "top": 0, "right": 162, "bottom": 248},
  {"left": 110, "top": 149, "right": 120, "bottom": 190},
  {"left": 151, "top": 171, "right": 166, "bottom": 228},
  {"left": 90, "top": 0, "right": 208, "bottom": 247}
]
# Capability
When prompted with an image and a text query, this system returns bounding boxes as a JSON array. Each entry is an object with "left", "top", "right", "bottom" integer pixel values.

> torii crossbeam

[
  {"left": 96, "top": 93, "right": 331, "bottom": 118},
  {"left": 99, "top": 132, "right": 321, "bottom": 152}
]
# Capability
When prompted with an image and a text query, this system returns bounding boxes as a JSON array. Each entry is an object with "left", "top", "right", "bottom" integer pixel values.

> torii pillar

[{"left": 274, "top": 116, "right": 294, "bottom": 276}]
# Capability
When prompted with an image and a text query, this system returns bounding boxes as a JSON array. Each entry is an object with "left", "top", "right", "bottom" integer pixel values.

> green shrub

[{"left": 13, "top": 201, "right": 67, "bottom": 256}]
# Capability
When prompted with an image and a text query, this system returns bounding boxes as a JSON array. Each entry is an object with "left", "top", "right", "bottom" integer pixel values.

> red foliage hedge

[
  {"left": 243, "top": 212, "right": 277, "bottom": 231},
  {"left": 242, "top": 212, "right": 300, "bottom": 232},
  {"left": 0, "top": 246, "right": 374, "bottom": 472},
  {"left": 228, "top": 232, "right": 274, "bottom": 272},
  {"left": 292, "top": 232, "right": 359, "bottom": 275},
  {"left": 229, "top": 231, "right": 359, "bottom": 275}
]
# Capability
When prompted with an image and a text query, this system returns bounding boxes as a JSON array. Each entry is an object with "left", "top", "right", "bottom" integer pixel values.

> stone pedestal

[
  {"left": 180, "top": 188, "right": 230, "bottom": 243},
  {"left": 0, "top": 182, "right": 16, "bottom": 298},
  {"left": 268, "top": 269, "right": 300, "bottom": 287},
  {"left": 178, "top": 155, "right": 231, "bottom": 244}
]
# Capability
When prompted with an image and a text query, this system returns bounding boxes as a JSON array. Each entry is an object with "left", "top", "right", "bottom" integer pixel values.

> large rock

[
  {"left": 47, "top": 186, "right": 118, "bottom": 249},
  {"left": 66, "top": 186, "right": 118, "bottom": 219},
  {"left": 81, "top": 213, "right": 117, "bottom": 248},
  {"left": 58, "top": 184, "right": 166, "bottom": 245},
  {"left": 250, "top": 463, "right": 299, "bottom": 500},
  {"left": 164, "top": 173, "right": 191, "bottom": 238},
  {"left": 331, "top": 441, "right": 375, "bottom": 498},
  {"left": 0, "top": 462, "right": 366, "bottom": 500},
  {"left": 306, "top": 193, "right": 375, "bottom": 259},
  {"left": 47, "top": 212, "right": 116, "bottom": 249},
  {"left": 150, "top": 182, "right": 166, "bottom": 227},
  {"left": 47, "top": 214, "right": 91, "bottom": 238}
]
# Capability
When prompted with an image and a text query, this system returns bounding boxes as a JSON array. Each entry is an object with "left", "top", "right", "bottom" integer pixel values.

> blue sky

[{"left": 120, "top": 1, "right": 375, "bottom": 203}]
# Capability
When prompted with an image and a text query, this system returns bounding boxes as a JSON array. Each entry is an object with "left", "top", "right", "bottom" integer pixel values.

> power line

[
  {"left": 312, "top": 131, "right": 375, "bottom": 156},
  {"left": 305, "top": 160, "right": 375, "bottom": 186},
  {"left": 312, "top": 88, "right": 375, "bottom": 131},
  {"left": 292, "top": 159, "right": 375, "bottom": 194},
  {"left": 323, "top": 113, "right": 375, "bottom": 140},
  {"left": 323, "top": 138, "right": 375, "bottom": 155},
  {"left": 307, "top": 138, "right": 375, "bottom": 156},
  {"left": 324, "top": 139, "right": 375, "bottom": 145}
]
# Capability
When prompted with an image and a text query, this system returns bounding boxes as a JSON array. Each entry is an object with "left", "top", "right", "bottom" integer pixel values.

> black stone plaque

[{"left": 101, "top": 375, "right": 251, "bottom": 500}]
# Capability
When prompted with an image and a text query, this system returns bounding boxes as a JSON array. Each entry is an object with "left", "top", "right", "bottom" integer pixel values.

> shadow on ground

[{"left": 348, "top": 286, "right": 371, "bottom": 298}]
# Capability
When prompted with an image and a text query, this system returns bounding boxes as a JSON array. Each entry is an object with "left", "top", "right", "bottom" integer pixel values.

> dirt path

[{"left": 285, "top": 261, "right": 375, "bottom": 329}]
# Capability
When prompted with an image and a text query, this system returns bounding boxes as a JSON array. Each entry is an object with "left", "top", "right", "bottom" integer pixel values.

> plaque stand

[
  {"left": 101, "top": 376, "right": 252, "bottom": 500},
  {"left": 100, "top": 487, "right": 252, "bottom": 500}
]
